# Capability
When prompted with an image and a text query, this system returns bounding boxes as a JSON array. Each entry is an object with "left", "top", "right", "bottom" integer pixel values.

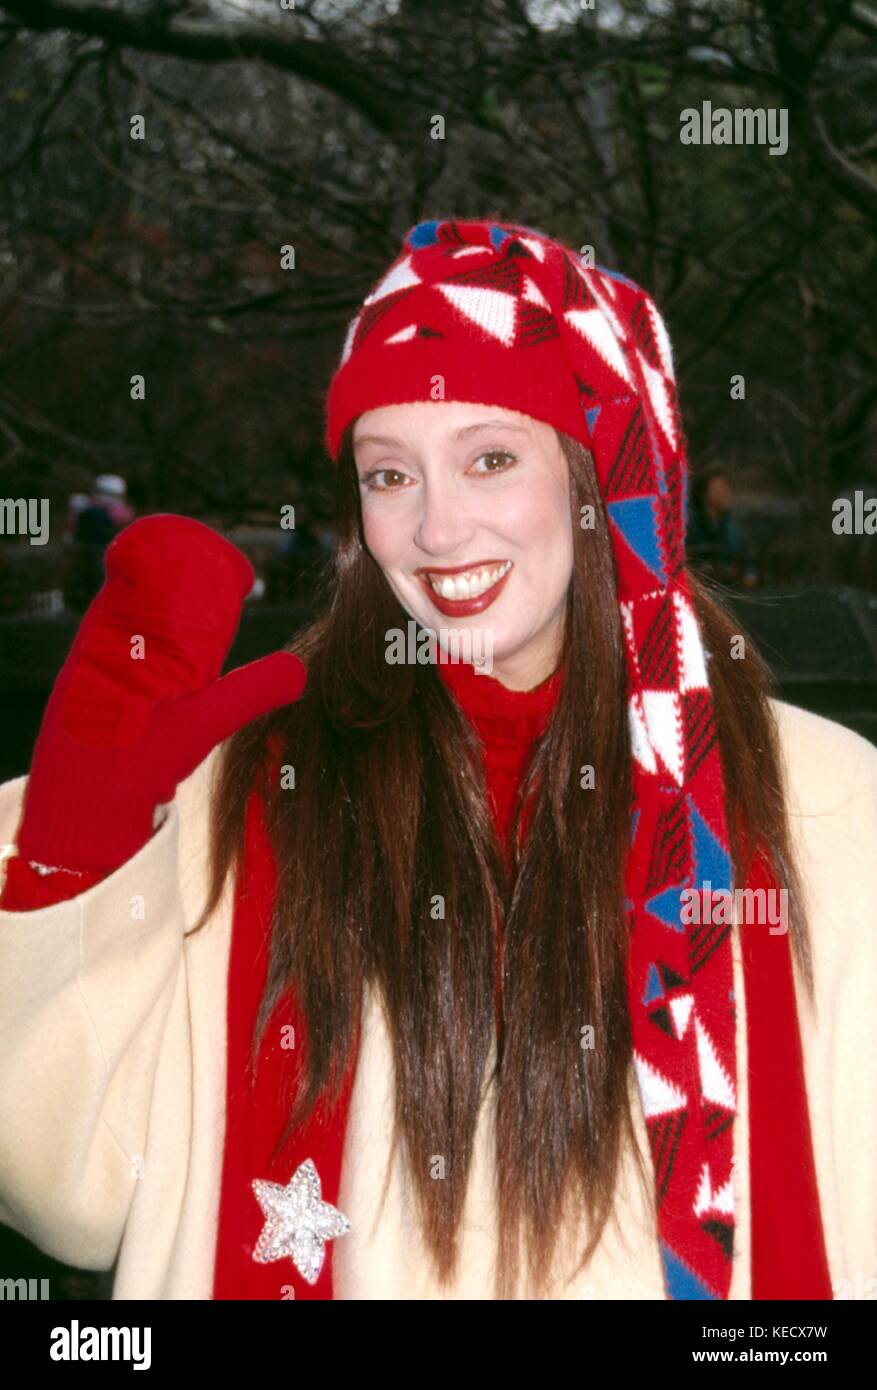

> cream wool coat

[{"left": 0, "top": 697, "right": 875, "bottom": 1301}]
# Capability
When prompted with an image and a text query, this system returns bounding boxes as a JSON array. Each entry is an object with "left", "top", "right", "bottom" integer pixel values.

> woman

[{"left": 0, "top": 217, "right": 874, "bottom": 1301}]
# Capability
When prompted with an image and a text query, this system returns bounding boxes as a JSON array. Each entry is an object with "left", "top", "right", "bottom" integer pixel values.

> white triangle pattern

[
  {"left": 565, "top": 307, "right": 632, "bottom": 385},
  {"left": 365, "top": 256, "right": 421, "bottom": 305},
  {"left": 522, "top": 274, "right": 550, "bottom": 310},
  {"left": 638, "top": 351, "right": 677, "bottom": 451},
  {"left": 674, "top": 591, "right": 709, "bottom": 693},
  {"left": 438, "top": 284, "right": 517, "bottom": 345},
  {"left": 634, "top": 1052, "right": 688, "bottom": 1117},
  {"left": 645, "top": 295, "right": 675, "bottom": 380},
  {"left": 642, "top": 689, "right": 684, "bottom": 785},
  {"left": 596, "top": 270, "right": 618, "bottom": 301},
  {"left": 518, "top": 234, "right": 547, "bottom": 262},
  {"left": 694, "top": 1161, "right": 735, "bottom": 1217},
  {"left": 384, "top": 323, "right": 417, "bottom": 345},
  {"left": 339, "top": 314, "right": 361, "bottom": 367},
  {"left": 587, "top": 280, "right": 627, "bottom": 342},
  {"left": 695, "top": 1016, "right": 736, "bottom": 1110},
  {"left": 628, "top": 695, "right": 657, "bottom": 774},
  {"left": 670, "top": 992, "right": 695, "bottom": 1039}
]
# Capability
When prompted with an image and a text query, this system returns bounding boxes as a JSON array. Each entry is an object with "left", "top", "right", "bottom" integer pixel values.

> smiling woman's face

[{"left": 352, "top": 400, "right": 575, "bottom": 690}]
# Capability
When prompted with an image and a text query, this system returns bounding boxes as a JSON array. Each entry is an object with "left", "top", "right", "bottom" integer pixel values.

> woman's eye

[
  {"left": 359, "top": 450, "right": 518, "bottom": 490},
  {"left": 471, "top": 449, "right": 518, "bottom": 474},
  {"left": 360, "top": 468, "right": 410, "bottom": 492}
]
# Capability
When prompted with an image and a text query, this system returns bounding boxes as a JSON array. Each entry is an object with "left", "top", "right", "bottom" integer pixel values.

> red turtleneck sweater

[{"left": 1, "top": 656, "right": 831, "bottom": 1299}]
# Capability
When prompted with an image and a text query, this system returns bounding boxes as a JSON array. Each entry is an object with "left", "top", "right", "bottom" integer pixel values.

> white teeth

[{"left": 428, "top": 560, "right": 511, "bottom": 600}]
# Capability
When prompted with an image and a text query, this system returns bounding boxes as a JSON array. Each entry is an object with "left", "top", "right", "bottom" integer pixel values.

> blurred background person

[
  {"left": 686, "top": 464, "right": 758, "bottom": 589},
  {"left": 63, "top": 475, "right": 136, "bottom": 612},
  {"left": 62, "top": 493, "right": 92, "bottom": 544}
]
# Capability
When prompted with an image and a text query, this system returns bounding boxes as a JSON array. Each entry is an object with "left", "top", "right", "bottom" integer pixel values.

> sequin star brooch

[{"left": 251, "top": 1158, "right": 352, "bottom": 1285}]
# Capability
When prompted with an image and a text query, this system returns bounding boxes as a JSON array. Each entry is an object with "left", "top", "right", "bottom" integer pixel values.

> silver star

[{"left": 251, "top": 1158, "right": 351, "bottom": 1285}]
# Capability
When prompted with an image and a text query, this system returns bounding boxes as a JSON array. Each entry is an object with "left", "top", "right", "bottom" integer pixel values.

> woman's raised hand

[{"left": 16, "top": 514, "right": 307, "bottom": 874}]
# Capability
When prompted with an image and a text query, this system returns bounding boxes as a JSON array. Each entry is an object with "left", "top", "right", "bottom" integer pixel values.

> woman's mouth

[{"left": 415, "top": 560, "right": 513, "bottom": 616}]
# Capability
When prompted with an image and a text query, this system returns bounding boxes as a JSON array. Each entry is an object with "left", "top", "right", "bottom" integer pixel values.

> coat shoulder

[
  {"left": 768, "top": 697, "right": 877, "bottom": 809},
  {"left": 767, "top": 697, "right": 877, "bottom": 962}
]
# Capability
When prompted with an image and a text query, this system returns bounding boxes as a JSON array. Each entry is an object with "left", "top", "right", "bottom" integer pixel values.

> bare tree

[{"left": 0, "top": 0, "right": 873, "bottom": 579}]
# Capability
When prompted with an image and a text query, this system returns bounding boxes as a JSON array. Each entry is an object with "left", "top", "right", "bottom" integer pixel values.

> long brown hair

[{"left": 194, "top": 427, "right": 813, "bottom": 1298}]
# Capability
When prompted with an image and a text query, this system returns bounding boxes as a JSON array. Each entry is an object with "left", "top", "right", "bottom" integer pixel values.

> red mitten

[{"left": 11, "top": 513, "right": 307, "bottom": 876}]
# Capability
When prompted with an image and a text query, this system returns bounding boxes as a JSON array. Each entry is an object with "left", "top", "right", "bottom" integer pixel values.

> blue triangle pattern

[
  {"left": 585, "top": 404, "right": 602, "bottom": 436},
  {"left": 406, "top": 220, "right": 441, "bottom": 249},
  {"left": 661, "top": 1243, "right": 718, "bottom": 1300},
  {"left": 688, "top": 800, "right": 732, "bottom": 894},
  {"left": 644, "top": 962, "right": 663, "bottom": 1005},
  {"left": 607, "top": 496, "right": 667, "bottom": 583},
  {"left": 646, "top": 884, "right": 687, "bottom": 932}
]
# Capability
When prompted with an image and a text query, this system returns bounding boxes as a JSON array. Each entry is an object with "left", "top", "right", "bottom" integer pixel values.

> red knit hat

[{"left": 324, "top": 217, "right": 739, "bottom": 1301}]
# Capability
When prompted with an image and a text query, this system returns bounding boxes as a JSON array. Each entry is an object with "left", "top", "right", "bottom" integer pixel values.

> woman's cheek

[
  {"left": 498, "top": 479, "right": 564, "bottom": 539},
  {"left": 361, "top": 507, "right": 397, "bottom": 570}
]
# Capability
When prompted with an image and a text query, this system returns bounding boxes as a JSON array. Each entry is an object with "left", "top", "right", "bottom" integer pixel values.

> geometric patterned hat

[{"left": 325, "top": 217, "right": 738, "bottom": 1299}]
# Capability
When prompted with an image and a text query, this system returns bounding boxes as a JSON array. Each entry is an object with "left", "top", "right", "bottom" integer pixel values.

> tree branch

[{"left": 0, "top": 0, "right": 406, "bottom": 135}]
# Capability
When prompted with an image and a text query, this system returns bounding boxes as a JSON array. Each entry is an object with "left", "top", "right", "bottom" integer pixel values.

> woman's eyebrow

[
  {"left": 353, "top": 433, "right": 404, "bottom": 448},
  {"left": 354, "top": 420, "right": 529, "bottom": 449},
  {"left": 453, "top": 420, "right": 530, "bottom": 439}
]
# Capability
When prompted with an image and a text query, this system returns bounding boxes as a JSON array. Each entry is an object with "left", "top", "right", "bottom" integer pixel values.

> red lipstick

[{"left": 415, "top": 560, "right": 513, "bottom": 617}]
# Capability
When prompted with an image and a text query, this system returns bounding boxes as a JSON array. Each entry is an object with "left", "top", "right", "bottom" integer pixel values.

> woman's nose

[{"left": 414, "top": 482, "right": 473, "bottom": 556}]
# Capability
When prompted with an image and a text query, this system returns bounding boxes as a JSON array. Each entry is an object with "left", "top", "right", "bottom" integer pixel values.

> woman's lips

[{"left": 416, "top": 562, "right": 513, "bottom": 617}]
